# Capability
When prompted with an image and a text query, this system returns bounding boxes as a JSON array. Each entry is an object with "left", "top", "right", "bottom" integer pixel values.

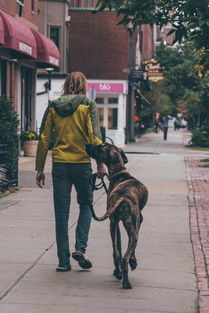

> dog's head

[{"left": 86, "top": 143, "right": 128, "bottom": 168}]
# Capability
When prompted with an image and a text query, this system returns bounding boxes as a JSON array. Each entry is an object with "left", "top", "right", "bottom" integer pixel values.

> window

[
  {"left": 50, "top": 27, "right": 59, "bottom": 48},
  {"left": 21, "top": 67, "right": 33, "bottom": 131},
  {"left": 31, "top": 0, "right": 35, "bottom": 13},
  {"left": 108, "top": 97, "right": 118, "bottom": 104},
  {"left": 70, "top": 0, "right": 98, "bottom": 8},
  {"left": 95, "top": 97, "right": 104, "bottom": 104},
  {"left": 98, "top": 108, "right": 104, "bottom": 127},
  {"left": 108, "top": 108, "right": 118, "bottom": 130},
  {"left": 17, "top": 0, "right": 24, "bottom": 17},
  {"left": 0, "top": 60, "right": 7, "bottom": 97}
]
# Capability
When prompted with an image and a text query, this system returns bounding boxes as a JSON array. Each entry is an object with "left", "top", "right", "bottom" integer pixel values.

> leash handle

[{"left": 91, "top": 173, "right": 108, "bottom": 194}]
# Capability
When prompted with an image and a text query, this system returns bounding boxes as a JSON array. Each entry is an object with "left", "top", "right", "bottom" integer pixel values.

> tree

[
  {"left": 96, "top": 0, "right": 209, "bottom": 72},
  {"left": 0, "top": 97, "right": 19, "bottom": 189},
  {"left": 154, "top": 43, "right": 209, "bottom": 129}
]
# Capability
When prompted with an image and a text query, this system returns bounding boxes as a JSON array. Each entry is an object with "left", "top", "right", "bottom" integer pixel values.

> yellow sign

[{"left": 143, "top": 59, "right": 163, "bottom": 82}]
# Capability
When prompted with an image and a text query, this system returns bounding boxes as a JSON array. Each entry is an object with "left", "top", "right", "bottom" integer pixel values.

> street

[{"left": 0, "top": 128, "right": 207, "bottom": 313}]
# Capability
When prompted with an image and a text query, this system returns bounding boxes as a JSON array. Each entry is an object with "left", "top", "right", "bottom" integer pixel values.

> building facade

[
  {"left": 68, "top": 4, "right": 155, "bottom": 145},
  {"left": 36, "top": 0, "right": 70, "bottom": 133},
  {"left": 35, "top": 0, "right": 156, "bottom": 146},
  {"left": 0, "top": 0, "right": 60, "bottom": 134}
]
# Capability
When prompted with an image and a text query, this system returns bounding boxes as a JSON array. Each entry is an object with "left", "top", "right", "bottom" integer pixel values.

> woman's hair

[{"left": 62, "top": 72, "right": 87, "bottom": 95}]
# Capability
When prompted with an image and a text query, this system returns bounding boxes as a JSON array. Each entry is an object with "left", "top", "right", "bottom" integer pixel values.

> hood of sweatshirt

[{"left": 51, "top": 94, "right": 87, "bottom": 117}]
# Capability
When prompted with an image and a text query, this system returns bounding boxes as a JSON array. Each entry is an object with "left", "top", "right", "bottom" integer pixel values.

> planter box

[{"left": 22, "top": 140, "right": 38, "bottom": 157}]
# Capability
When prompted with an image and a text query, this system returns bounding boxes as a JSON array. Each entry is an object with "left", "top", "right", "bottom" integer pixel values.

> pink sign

[{"left": 87, "top": 82, "right": 126, "bottom": 93}]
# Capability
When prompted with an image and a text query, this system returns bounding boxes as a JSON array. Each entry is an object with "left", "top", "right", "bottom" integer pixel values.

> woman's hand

[
  {"left": 96, "top": 161, "right": 107, "bottom": 178},
  {"left": 36, "top": 171, "right": 45, "bottom": 188}
]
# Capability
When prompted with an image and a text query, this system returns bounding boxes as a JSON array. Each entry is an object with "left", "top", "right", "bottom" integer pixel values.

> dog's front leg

[{"left": 110, "top": 219, "right": 122, "bottom": 280}]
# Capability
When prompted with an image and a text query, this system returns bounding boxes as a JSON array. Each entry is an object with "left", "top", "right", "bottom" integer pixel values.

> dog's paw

[
  {"left": 113, "top": 269, "right": 122, "bottom": 280},
  {"left": 129, "top": 258, "right": 137, "bottom": 271}
]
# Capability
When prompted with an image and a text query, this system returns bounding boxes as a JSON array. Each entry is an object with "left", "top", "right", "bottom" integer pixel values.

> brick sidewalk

[{"left": 185, "top": 155, "right": 209, "bottom": 313}]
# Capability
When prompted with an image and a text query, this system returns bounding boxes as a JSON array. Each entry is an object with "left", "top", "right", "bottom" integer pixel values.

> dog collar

[{"left": 108, "top": 169, "right": 128, "bottom": 180}]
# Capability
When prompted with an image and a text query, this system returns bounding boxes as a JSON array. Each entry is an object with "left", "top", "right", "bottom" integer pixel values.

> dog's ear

[{"left": 119, "top": 149, "right": 128, "bottom": 164}]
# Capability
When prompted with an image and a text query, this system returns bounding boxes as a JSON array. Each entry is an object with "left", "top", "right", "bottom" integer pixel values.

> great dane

[{"left": 86, "top": 143, "right": 148, "bottom": 289}]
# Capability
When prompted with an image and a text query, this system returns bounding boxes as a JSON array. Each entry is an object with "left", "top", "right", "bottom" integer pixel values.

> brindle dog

[{"left": 86, "top": 143, "right": 148, "bottom": 289}]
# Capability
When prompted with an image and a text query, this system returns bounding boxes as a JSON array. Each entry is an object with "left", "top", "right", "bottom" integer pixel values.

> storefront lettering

[
  {"left": 19, "top": 42, "right": 32, "bottom": 55},
  {"left": 49, "top": 56, "right": 59, "bottom": 66},
  {"left": 99, "top": 83, "right": 111, "bottom": 91}
]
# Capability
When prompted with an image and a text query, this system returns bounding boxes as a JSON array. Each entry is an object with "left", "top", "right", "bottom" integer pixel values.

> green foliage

[
  {"left": 20, "top": 130, "right": 39, "bottom": 141},
  {"left": 0, "top": 97, "right": 19, "bottom": 188},
  {"left": 191, "top": 127, "right": 209, "bottom": 147},
  {"left": 154, "top": 44, "right": 209, "bottom": 128},
  {"left": 137, "top": 79, "right": 175, "bottom": 128},
  {"left": 96, "top": 0, "right": 209, "bottom": 72}
]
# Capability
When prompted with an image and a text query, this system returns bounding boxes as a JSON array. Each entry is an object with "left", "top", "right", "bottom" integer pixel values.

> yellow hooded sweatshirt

[{"left": 35, "top": 94, "right": 102, "bottom": 171}]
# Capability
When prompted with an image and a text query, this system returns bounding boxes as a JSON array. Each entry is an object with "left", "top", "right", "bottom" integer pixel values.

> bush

[
  {"left": 191, "top": 127, "right": 209, "bottom": 147},
  {"left": 0, "top": 97, "right": 19, "bottom": 189}
]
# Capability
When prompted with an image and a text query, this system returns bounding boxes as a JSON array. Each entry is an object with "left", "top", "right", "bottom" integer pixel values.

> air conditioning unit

[{"left": 65, "top": 16, "right": 71, "bottom": 23}]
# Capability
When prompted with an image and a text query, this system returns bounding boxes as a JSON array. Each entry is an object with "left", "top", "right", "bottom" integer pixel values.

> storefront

[
  {"left": 36, "top": 78, "right": 128, "bottom": 147},
  {"left": 88, "top": 80, "right": 128, "bottom": 147},
  {"left": 0, "top": 9, "right": 60, "bottom": 133}
]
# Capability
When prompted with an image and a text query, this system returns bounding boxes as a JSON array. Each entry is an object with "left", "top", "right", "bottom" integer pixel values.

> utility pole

[{"left": 126, "top": 21, "right": 135, "bottom": 142}]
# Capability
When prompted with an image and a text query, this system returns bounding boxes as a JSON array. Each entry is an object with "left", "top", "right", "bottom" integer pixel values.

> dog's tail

[{"left": 89, "top": 198, "right": 126, "bottom": 222}]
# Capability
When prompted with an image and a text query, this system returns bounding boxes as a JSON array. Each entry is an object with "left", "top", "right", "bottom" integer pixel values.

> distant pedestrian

[
  {"left": 162, "top": 115, "right": 172, "bottom": 140},
  {"left": 154, "top": 112, "right": 160, "bottom": 133},
  {"left": 35, "top": 72, "right": 106, "bottom": 272}
]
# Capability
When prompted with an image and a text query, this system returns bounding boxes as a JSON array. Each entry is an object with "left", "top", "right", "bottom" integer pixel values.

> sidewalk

[
  {"left": 184, "top": 137, "right": 209, "bottom": 313},
  {"left": 0, "top": 128, "right": 207, "bottom": 313}
]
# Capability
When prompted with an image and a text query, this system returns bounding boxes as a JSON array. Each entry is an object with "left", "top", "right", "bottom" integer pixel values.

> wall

[
  {"left": 0, "top": 0, "right": 39, "bottom": 28},
  {"left": 39, "top": 0, "right": 70, "bottom": 73},
  {"left": 141, "top": 24, "right": 154, "bottom": 60},
  {"left": 68, "top": 10, "right": 137, "bottom": 80}
]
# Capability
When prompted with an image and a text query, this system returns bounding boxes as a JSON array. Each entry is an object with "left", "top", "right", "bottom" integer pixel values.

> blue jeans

[{"left": 52, "top": 162, "right": 93, "bottom": 267}]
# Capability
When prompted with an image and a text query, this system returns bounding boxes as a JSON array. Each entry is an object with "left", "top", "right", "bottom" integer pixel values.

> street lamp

[{"left": 45, "top": 67, "right": 54, "bottom": 91}]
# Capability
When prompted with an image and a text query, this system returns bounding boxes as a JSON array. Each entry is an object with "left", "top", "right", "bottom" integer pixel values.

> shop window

[
  {"left": 108, "top": 97, "right": 118, "bottom": 104},
  {"left": 17, "top": 0, "right": 24, "bottom": 17},
  {"left": 108, "top": 108, "right": 118, "bottom": 130},
  {"left": 98, "top": 108, "right": 104, "bottom": 127},
  {"left": 0, "top": 60, "right": 7, "bottom": 97},
  {"left": 50, "top": 27, "right": 60, "bottom": 48},
  {"left": 95, "top": 97, "right": 104, "bottom": 104}
]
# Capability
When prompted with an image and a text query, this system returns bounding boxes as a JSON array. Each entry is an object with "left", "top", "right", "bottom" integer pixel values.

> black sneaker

[
  {"left": 56, "top": 264, "right": 71, "bottom": 272},
  {"left": 72, "top": 251, "right": 92, "bottom": 269}
]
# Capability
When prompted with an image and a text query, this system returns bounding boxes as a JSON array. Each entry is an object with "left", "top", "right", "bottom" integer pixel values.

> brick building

[
  {"left": 0, "top": 0, "right": 60, "bottom": 133},
  {"left": 68, "top": 3, "right": 155, "bottom": 145},
  {"left": 68, "top": 10, "right": 155, "bottom": 79}
]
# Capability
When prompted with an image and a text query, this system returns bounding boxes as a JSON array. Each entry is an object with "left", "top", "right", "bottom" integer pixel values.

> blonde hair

[{"left": 63, "top": 72, "right": 87, "bottom": 95}]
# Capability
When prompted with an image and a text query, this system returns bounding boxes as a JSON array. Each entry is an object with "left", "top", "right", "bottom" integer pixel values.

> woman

[{"left": 36, "top": 72, "right": 106, "bottom": 272}]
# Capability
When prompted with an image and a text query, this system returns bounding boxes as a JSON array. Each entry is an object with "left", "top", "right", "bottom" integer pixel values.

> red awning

[
  {"left": 31, "top": 29, "right": 60, "bottom": 68},
  {"left": 0, "top": 15, "right": 4, "bottom": 45},
  {"left": 0, "top": 10, "right": 37, "bottom": 58}
]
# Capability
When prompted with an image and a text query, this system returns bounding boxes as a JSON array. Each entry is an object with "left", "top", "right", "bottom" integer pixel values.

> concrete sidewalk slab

[{"left": 0, "top": 128, "right": 199, "bottom": 313}]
